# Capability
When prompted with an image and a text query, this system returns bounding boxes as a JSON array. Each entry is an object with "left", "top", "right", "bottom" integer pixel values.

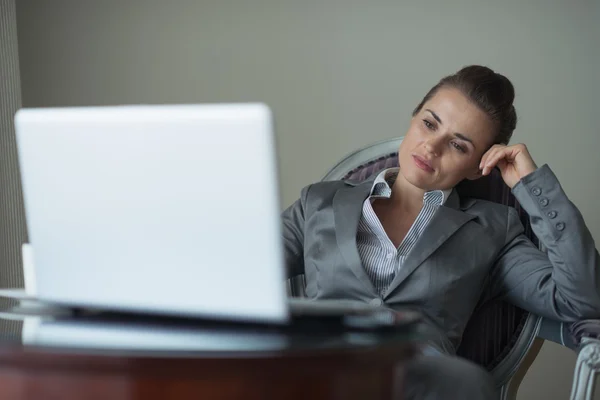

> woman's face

[{"left": 398, "top": 87, "right": 497, "bottom": 191}]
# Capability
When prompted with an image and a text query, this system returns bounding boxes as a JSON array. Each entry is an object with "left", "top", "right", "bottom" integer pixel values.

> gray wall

[
  {"left": 0, "top": 0, "right": 26, "bottom": 289},
  {"left": 15, "top": 1, "right": 600, "bottom": 399}
]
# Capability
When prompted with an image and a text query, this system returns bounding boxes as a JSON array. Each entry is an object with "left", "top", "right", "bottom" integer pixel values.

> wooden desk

[{"left": 0, "top": 308, "right": 417, "bottom": 400}]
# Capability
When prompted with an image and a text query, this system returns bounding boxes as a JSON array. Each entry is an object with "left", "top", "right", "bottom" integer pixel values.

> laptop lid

[{"left": 15, "top": 103, "right": 289, "bottom": 324}]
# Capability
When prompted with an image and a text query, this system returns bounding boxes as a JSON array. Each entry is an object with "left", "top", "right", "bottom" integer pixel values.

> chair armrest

[
  {"left": 538, "top": 319, "right": 600, "bottom": 400},
  {"left": 567, "top": 322, "right": 600, "bottom": 400},
  {"left": 537, "top": 317, "right": 578, "bottom": 350},
  {"left": 570, "top": 320, "right": 600, "bottom": 348}
]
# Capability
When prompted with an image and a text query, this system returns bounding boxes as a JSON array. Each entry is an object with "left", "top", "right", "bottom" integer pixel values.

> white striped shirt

[{"left": 357, "top": 168, "right": 451, "bottom": 296}]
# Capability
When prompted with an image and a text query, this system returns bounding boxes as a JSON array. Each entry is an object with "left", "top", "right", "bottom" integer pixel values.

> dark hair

[{"left": 412, "top": 65, "right": 517, "bottom": 145}]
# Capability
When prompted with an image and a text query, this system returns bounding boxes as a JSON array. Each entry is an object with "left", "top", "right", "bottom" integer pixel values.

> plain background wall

[
  {"left": 15, "top": 1, "right": 600, "bottom": 399},
  {"left": 0, "top": 0, "right": 26, "bottom": 289}
]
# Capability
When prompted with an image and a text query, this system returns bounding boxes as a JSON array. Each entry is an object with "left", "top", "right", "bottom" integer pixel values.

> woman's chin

[{"left": 401, "top": 166, "right": 436, "bottom": 189}]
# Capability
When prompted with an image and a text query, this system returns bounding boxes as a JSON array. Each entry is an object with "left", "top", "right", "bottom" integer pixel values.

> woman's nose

[{"left": 424, "top": 137, "right": 443, "bottom": 156}]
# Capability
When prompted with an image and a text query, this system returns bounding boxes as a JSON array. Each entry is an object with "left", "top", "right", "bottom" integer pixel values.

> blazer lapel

[
  {"left": 332, "top": 181, "right": 378, "bottom": 294},
  {"left": 384, "top": 190, "right": 476, "bottom": 299}
]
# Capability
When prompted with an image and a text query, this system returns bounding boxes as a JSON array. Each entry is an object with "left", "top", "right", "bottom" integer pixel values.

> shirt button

[
  {"left": 386, "top": 253, "right": 395, "bottom": 259},
  {"left": 556, "top": 222, "right": 565, "bottom": 231},
  {"left": 370, "top": 298, "right": 383, "bottom": 306},
  {"left": 547, "top": 210, "right": 558, "bottom": 219},
  {"left": 539, "top": 197, "right": 549, "bottom": 207},
  {"left": 532, "top": 187, "right": 542, "bottom": 196}
]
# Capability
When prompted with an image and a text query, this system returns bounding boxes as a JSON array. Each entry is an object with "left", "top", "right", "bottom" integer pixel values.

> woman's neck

[{"left": 389, "top": 172, "right": 426, "bottom": 214}]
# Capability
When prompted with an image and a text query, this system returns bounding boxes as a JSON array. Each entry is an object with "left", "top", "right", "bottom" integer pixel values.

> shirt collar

[{"left": 369, "top": 168, "right": 451, "bottom": 206}]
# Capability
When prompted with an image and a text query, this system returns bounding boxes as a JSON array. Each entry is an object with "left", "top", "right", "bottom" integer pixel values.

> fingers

[
  {"left": 479, "top": 145, "right": 502, "bottom": 169},
  {"left": 481, "top": 146, "right": 511, "bottom": 176},
  {"left": 496, "top": 158, "right": 509, "bottom": 172},
  {"left": 479, "top": 145, "right": 504, "bottom": 175},
  {"left": 477, "top": 143, "right": 536, "bottom": 187}
]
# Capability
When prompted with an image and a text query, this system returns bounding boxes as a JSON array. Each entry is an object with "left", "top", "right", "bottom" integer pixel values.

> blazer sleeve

[
  {"left": 281, "top": 184, "right": 311, "bottom": 279},
  {"left": 488, "top": 164, "right": 600, "bottom": 321}
]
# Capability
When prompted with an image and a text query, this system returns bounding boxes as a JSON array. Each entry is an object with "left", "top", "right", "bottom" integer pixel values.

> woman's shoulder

[{"left": 303, "top": 179, "right": 359, "bottom": 198}]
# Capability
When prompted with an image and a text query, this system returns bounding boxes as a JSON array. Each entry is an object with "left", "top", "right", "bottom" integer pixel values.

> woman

[{"left": 282, "top": 65, "right": 600, "bottom": 399}]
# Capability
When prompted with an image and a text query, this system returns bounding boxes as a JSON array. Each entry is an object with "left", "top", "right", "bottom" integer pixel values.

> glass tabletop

[{"left": 0, "top": 297, "right": 418, "bottom": 357}]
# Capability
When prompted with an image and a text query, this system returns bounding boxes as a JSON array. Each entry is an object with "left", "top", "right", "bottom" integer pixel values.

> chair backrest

[{"left": 314, "top": 137, "right": 539, "bottom": 371}]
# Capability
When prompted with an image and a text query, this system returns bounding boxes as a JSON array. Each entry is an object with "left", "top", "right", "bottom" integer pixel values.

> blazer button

[
  {"left": 532, "top": 187, "right": 542, "bottom": 196},
  {"left": 370, "top": 298, "right": 383, "bottom": 306},
  {"left": 539, "top": 197, "right": 549, "bottom": 207},
  {"left": 547, "top": 210, "right": 557, "bottom": 219},
  {"left": 556, "top": 222, "right": 565, "bottom": 231}
]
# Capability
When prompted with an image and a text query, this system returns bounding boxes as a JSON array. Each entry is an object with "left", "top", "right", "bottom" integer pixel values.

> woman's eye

[
  {"left": 451, "top": 142, "right": 466, "bottom": 153},
  {"left": 423, "top": 120, "right": 435, "bottom": 130}
]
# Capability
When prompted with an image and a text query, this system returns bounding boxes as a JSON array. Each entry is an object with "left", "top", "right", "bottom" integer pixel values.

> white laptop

[
  {"left": 14, "top": 104, "right": 293, "bottom": 323},
  {"left": 12, "top": 103, "right": 395, "bottom": 327}
]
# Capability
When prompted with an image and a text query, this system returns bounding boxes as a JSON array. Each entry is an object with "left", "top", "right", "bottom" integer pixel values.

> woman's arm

[
  {"left": 488, "top": 165, "right": 600, "bottom": 320},
  {"left": 281, "top": 185, "right": 310, "bottom": 279},
  {"left": 481, "top": 144, "right": 600, "bottom": 320}
]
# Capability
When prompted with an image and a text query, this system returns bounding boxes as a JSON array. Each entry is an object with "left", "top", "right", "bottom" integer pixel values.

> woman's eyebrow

[{"left": 425, "top": 109, "right": 442, "bottom": 124}]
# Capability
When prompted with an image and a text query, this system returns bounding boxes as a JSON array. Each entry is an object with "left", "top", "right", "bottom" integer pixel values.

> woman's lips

[{"left": 412, "top": 154, "right": 435, "bottom": 173}]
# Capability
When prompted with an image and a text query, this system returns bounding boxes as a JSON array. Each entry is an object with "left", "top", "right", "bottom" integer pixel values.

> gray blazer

[{"left": 282, "top": 165, "right": 600, "bottom": 354}]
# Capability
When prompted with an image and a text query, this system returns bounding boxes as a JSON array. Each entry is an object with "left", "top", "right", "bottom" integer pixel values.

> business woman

[{"left": 282, "top": 65, "right": 600, "bottom": 399}]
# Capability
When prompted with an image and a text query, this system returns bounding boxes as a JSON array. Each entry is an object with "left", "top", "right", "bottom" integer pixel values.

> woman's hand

[{"left": 479, "top": 144, "right": 538, "bottom": 189}]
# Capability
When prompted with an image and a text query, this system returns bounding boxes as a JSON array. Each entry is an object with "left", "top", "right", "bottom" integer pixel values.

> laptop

[{"left": 13, "top": 104, "right": 419, "bottom": 330}]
